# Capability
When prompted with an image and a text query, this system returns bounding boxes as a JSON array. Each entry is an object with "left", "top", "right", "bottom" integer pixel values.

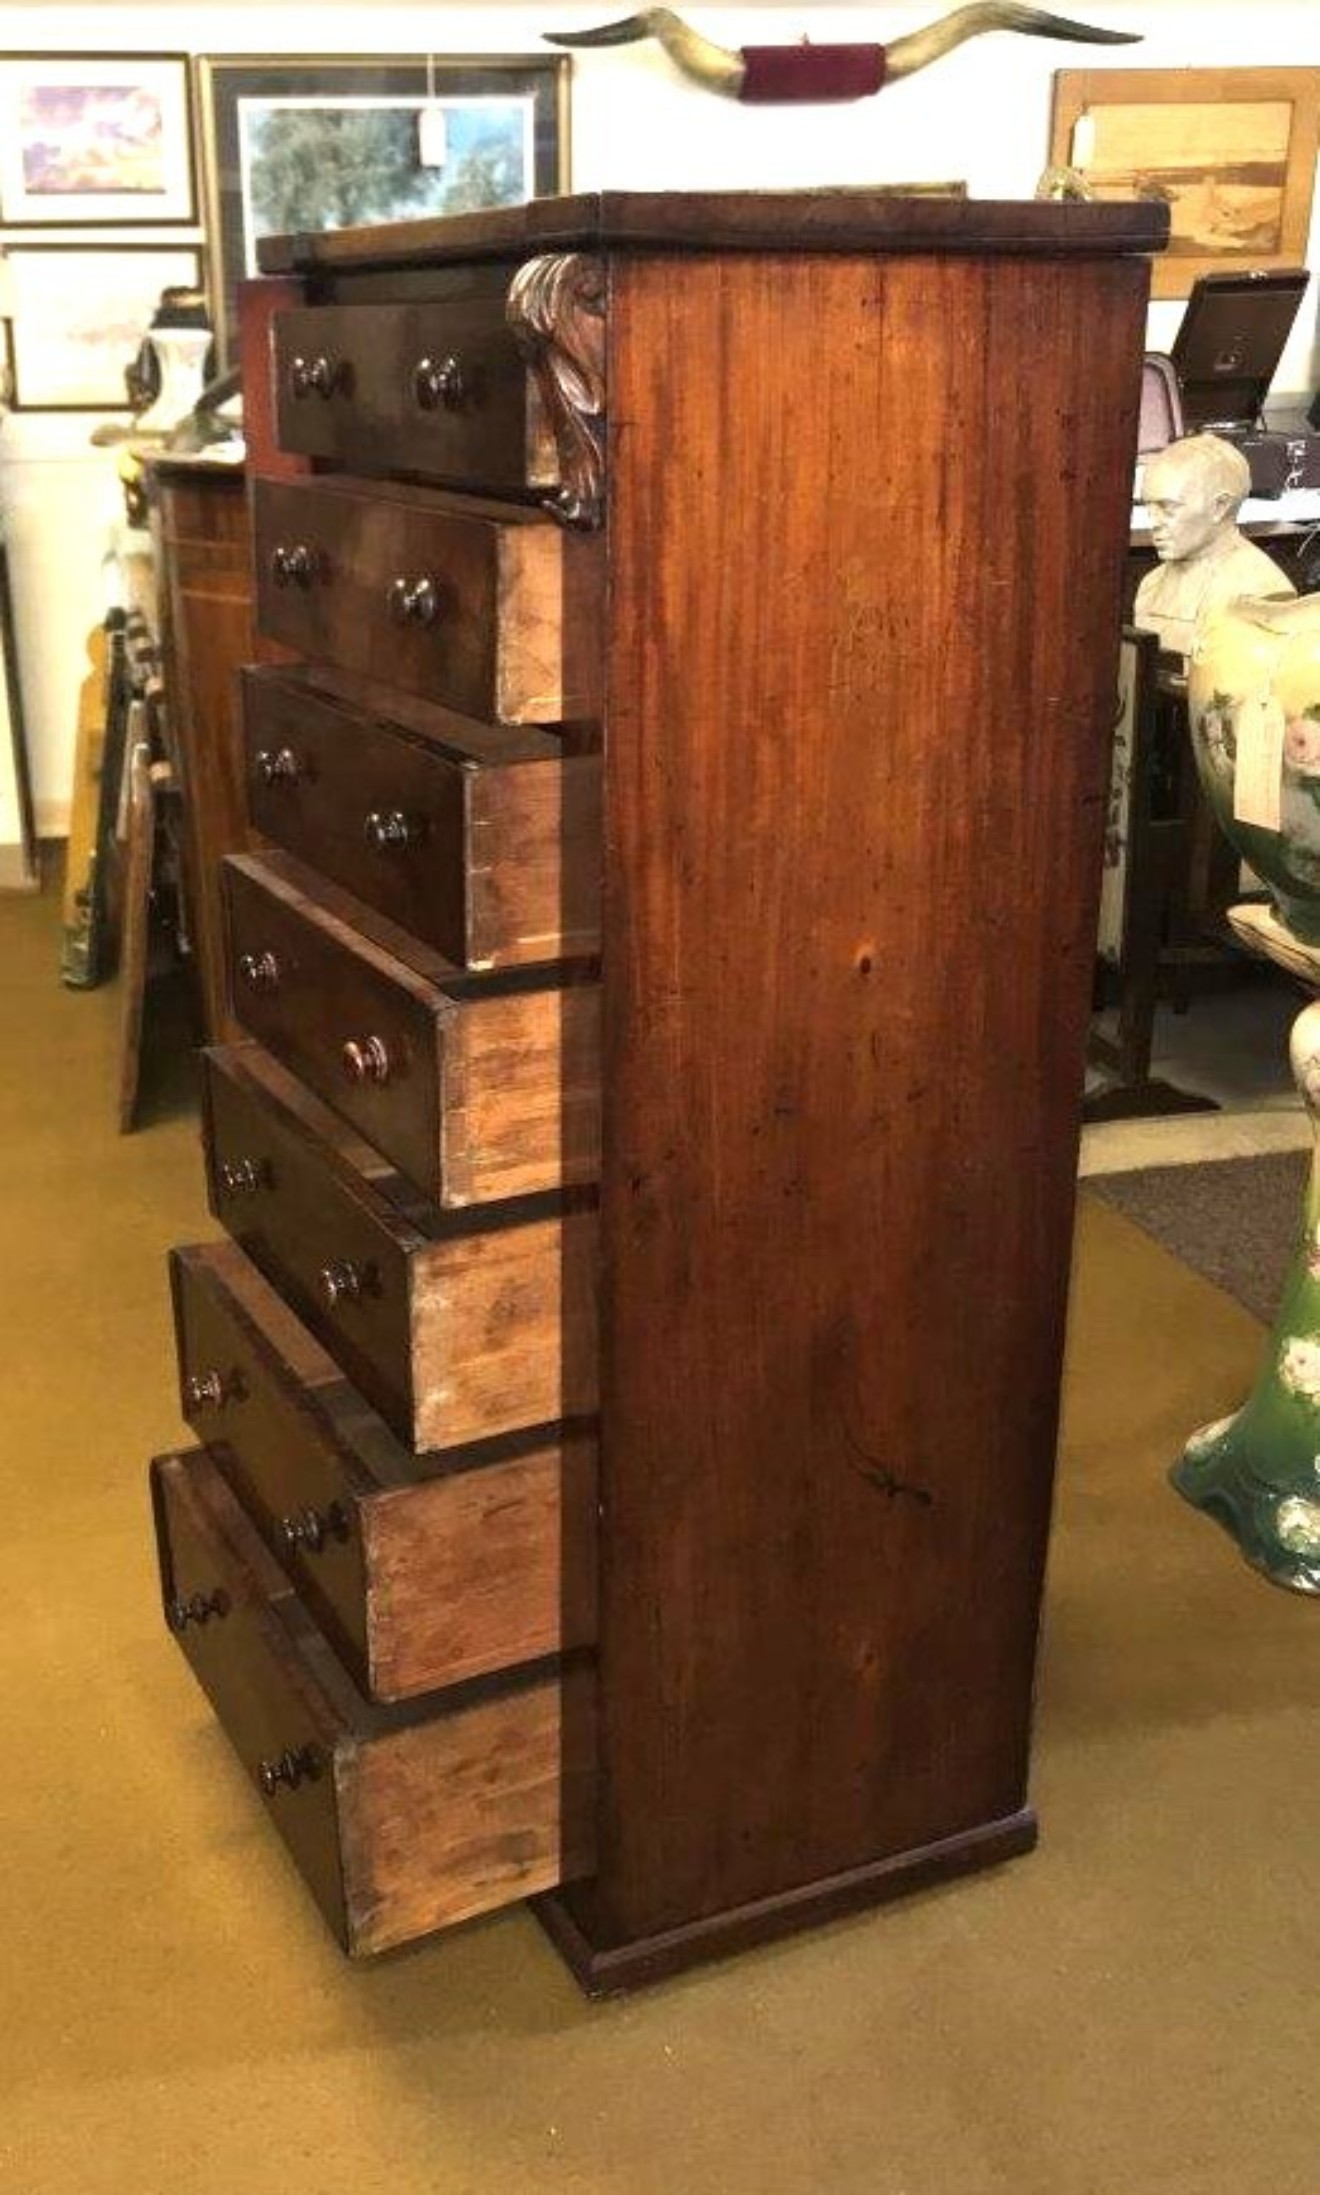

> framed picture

[
  {"left": 4, "top": 244, "right": 204, "bottom": 410},
  {"left": 1050, "top": 67, "right": 1320, "bottom": 299},
  {"left": 0, "top": 52, "right": 196, "bottom": 226},
  {"left": 196, "top": 54, "right": 569, "bottom": 358},
  {"left": 1096, "top": 626, "right": 1157, "bottom": 971}
]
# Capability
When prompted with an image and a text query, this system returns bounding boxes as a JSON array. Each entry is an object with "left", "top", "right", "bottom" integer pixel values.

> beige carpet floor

[{"left": 2, "top": 879, "right": 1317, "bottom": 2195}]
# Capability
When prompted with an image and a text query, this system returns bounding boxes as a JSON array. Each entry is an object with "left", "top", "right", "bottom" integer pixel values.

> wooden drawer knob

[
  {"left": 279, "top": 1501, "right": 349, "bottom": 1556},
  {"left": 320, "top": 1258, "right": 367, "bottom": 1308},
  {"left": 237, "top": 950, "right": 281, "bottom": 991},
  {"left": 167, "top": 1587, "right": 231, "bottom": 1631},
  {"left": 413, "top": 354, "right": 465, "bottom": 410},
  {"left": 255, "top": 746, "right": 300, "bottom": 788},
  {"left": 217, "top": 1156, "right": 265, "bottom": 1197},
  {"left": 386, "top": 576, "right": 440, "bottom": 628},
  {"left": 341, "top": 1035, "right": 392, "bottom": 1086},
  {"left": 363, "top": 809, "right": 416, "bottom": 852},
  {"left": 269, "top": 543, "right": 318, "bottom": 589},
  {"left": 289, "top": 353, "right": 347, "bottom": 400},
  {"left": 258, "top": 1744, "right": 323, "bottom": 1795}
]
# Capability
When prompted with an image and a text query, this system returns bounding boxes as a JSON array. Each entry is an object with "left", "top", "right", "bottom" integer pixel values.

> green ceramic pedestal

[{"left": 1171, "top": 993, "right": 1320, "bottom": 1593}]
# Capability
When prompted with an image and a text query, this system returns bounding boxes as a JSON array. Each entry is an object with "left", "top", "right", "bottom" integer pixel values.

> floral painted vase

[
  {"left": 1172, "top": 999, "right": 1320, "bottom": 1592},
  {"left": 1189, "top": 593, "right": 1320, "bottom": 943}
]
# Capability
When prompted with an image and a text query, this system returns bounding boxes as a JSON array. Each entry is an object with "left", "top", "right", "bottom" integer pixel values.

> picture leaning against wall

[{"left": 1050, "top": 66, "right": 1320, "bottom": 299}]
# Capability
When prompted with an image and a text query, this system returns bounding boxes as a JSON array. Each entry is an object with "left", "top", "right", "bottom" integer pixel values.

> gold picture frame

[{"left": 1049, "top": 67, "right": 1320, "bottom": 300}]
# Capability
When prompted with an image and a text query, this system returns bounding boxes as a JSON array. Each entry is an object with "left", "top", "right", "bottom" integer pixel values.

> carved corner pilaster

[{"left": 507, "top": 254, "right": 606, "bottom": 531}]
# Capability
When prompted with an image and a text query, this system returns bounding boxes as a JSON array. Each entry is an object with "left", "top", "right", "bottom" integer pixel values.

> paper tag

[
  {"left": 417, "top": 104, "right": 448, "bottom": 168},
  {"left": 1070, "top": 112, "right": 1095, "bottom": 169},
  {"left": 1233, "top": 692, "right": 1286, "bottom": 833}
]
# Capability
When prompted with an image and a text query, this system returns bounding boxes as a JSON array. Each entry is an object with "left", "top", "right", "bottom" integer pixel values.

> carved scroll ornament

[{"left": 507, "top": 253, "right": 607, "bottom": 532}]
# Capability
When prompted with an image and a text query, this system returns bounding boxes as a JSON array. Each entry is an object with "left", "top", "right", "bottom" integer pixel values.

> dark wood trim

[
  {"left": 534, "top": 1810, "right": 1038, "bottom": 1996},
  {"left": 258, "top": 191, "right": 1168, "bottom": 275}
]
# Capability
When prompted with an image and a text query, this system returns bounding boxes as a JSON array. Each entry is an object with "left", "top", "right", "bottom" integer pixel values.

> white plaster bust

[{"left": 1136, "top": 433, "right": 1295, "bottom": 658}]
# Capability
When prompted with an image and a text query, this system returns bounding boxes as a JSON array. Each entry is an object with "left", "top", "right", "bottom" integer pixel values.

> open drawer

[{"left": 150, "top": 1447, "right": 593, "bottom": 1957}]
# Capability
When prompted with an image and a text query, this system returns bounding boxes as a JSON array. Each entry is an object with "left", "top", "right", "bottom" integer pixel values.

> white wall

[{"left": 2, "top": 0, "right": 1319, "bottom": 846}]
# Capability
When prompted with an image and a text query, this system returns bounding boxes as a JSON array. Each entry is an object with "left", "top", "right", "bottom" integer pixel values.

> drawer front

[
  {"left": 240, "top": 668, "right": 601, "bottom": 968},
  {"left": 202, "top": 1047, "right": 416, "bottom": 1435},
  {"left": 253, "top": 477, "right": 565, "bottom": 724},
  {"left": 242, "top": 667, "right": 467, "bottom": 951},
  {"left": 272, "top": 300, "right": 554, "bottom": 494},
  {"left": 170, "top": 1244, "right": 373, "bottom": 1682},
  {"left": 225, "top": 852, "right": 602, "bottom": 1208},
  {"left": 150, "top": 1449, "right": 349, "bottom": 1944},
  {"left": 225, "top": 854, "right": 442, "bottom": 1202}
]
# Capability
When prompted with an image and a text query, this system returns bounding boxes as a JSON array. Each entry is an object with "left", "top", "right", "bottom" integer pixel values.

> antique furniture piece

[
  {"left": 149, "top": 454, "right": 257, "bottom": 1043},
  {"left": 1086, "top": 625, "right": 1223, "bottom": 1120},
  {"left": 149, "top": 190, "right": 1165, "bottom": 1990}
]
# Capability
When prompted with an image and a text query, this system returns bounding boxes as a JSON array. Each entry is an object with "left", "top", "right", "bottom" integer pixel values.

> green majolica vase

[
  {"left": 1188, "top": 593, "right": 1320, "bottom": 943},
  {"left": 1174, "top": 593, "right": 1320, "bottom": 1591},
  {"left": 1172, "top": 999, "right": 1320, "bottom": 1593}
]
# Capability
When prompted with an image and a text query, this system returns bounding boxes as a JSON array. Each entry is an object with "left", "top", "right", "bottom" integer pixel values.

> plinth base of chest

[{"left": 533, "top": 1807, "right": 1038, "bottom": 1997}]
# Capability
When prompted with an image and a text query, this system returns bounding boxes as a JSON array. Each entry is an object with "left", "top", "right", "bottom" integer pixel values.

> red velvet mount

[{"left": 738, "top": 43, "right": 888, "bottom": 102}]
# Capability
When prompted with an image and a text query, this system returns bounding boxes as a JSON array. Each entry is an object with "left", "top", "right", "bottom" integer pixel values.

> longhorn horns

[{"left": 545, "top": 4, "right": 1139, "bottom": 97}]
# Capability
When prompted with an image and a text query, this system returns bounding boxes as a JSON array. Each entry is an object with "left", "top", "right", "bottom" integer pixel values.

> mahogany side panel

[
  {"left": 572, "top": 247, "right": 1150, "bottom": 1949},
  {"left": 238, "top": 275, "right": 312, "bottom": 482},
  {"left": 151, "top": 467, "right": 255, "bottom": 1043}
]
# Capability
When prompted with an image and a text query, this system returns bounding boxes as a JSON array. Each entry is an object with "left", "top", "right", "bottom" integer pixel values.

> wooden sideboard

[
  {"left": 149, "top": 458, "right": 254, "bottom": 1045},
  {"left": 149, "top": 190, "right": 1166, "bottom": 1992}
]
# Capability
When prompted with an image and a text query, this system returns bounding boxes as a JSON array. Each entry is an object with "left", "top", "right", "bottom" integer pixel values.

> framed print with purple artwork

[{"left": 0, "top": 53, "right": 196, "bottom": 226}]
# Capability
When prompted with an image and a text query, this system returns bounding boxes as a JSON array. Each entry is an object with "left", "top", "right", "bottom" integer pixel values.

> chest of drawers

[{"left": 149, "top": 189, "right": 1164, "bottom": 1992}]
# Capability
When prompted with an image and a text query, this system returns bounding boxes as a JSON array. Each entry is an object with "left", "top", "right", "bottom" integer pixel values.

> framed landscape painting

[
  {"left": 1050, "top": 66, "right": 1320, "bottom": 299},
  {"left": 0, "top": 53, "right": 195, "bottom": 225},
  {"left": 4, "top": 243, "right": 204, "bottom": 409},
  {"left": 196, "top": 54, "right": 568, "bottom": 358}
]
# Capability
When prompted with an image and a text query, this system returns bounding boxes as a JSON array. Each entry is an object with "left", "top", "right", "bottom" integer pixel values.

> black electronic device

[
  {"left": 1142, "top": 269, "right": 1320, "bottom": 497},
  {"left": 1170, "top": 267, "right": 1310, "bottom": 432}
]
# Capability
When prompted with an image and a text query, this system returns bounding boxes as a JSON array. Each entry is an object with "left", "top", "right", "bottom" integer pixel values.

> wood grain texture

[
  {"left": 150, "top": 1449, "right": 349, "bottom": 1944},
  {"left": 567, "top": 246, "right": 1151, "bottom": 1951},
  {"left": 252, "top": 476, "right": 569, "bottom": 723},
  {"left": 152, "top": 1450, "right": 588, "bottom": 1956},
  {"left": 270, "top": 288, "right": 556, "bottom": 493},
  {"left": 443, "top": 981, "right": 601, "bottom": 1207},
  {"left": 240, "top": 664, "right": 601, "bottom": 966},
  {"left": 339, "top": 1669, "right": 593, "bottom": 1956},
  {"left": 408, "top": 1205, "right": 598, "bottom": 1450},
  {"left": 223, "top": 849, "right": 600, "bottom": 1205},
  {"left": 364, "top": 1431, "right": 598, "bottom": 1701},
  {"left": 238, "top": 276, "right": 313, "bottom": 480},
  {"left": 467, "top": 744, "right": 602, "bottom": 965},
  {"left": 116, "top": 741, "right": 157, "bottom": 1132},
  {"left": 255, "top": 191, "right": 1167, "bottom": 275},
  {"left": 150, "top": 467, "right": 255, "bottom": 1043},
  {"left": 202, "top": 1042, "right": 598, "bottom": 1452},
  {"left": 173, "top": 1239, "right": 597, "bottom": 1700}
]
